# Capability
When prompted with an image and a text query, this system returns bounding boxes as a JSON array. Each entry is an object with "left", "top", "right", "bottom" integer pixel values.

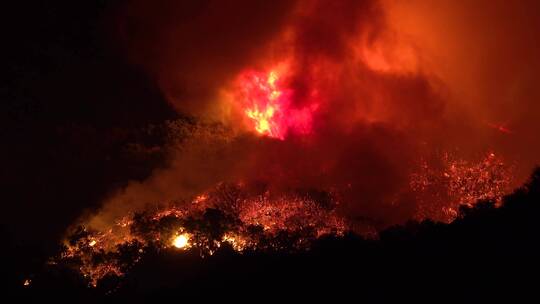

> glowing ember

[
  {"left": 172, "top": 234, "right": 189, "bottom": 249},
  {"left": 237, "top": 64, "right": 317, "bottom": 139},
  {"left": 56, "top": 152, "right": 512, "bottom": 287},
  {"left": 411, "top": 152, "right": 513, "bottom": 222},
  {"left": 221, "top": 233, "right": 248, "bottom": 252},
  {"left": 56, "top": 184, "right": 346, "bottom": 286},
  {"left": 487, "top": 122, "right": 512, "bottom": 134},
  {"left": 238, "top": 194, "right": 346, "bottom": 236},
  {"left": 23, "top": 279, "right": 31, "bottom": 287}
]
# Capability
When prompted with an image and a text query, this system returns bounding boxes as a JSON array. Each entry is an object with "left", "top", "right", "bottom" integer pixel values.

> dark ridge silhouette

[{"left": 8, "top": 167, "right": 540, "bottom": 301}]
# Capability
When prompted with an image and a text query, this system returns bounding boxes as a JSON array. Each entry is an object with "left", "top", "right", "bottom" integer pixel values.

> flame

[
  {"left": 172, "top": 234, "right": 190, "bottom": 249},
  {"left": 237, "top": 64, "right": 317, "bottom": 139},
  {"left": 246, "top": 105, "right": 276, "bottom": 136},
  {"left": 221, "top": 233, "right": 248, "bottom": 252},
  {"left": 56, "top": 185, "right": 346, "bottom": 286},
  {"left": 55, "top": 151, "right": 512, "bottom": 287}
]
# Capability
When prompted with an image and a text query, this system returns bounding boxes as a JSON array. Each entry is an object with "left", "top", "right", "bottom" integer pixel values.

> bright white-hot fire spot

[{"left": 172, "top": 234, "right": 189, "bottom": 249}]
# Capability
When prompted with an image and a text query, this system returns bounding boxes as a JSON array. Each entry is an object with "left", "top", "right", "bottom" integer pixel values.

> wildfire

[
  {"left": 56, "top": 184, "right": 346, "bottom": 287},
  {"left": 237, "top": 64, "right": 317, "bottom": 139},
  {"left": 53, "top": 148, "right": 516, "bottom": 288}
]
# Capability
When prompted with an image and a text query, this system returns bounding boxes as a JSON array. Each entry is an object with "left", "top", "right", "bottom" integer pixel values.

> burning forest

[
  {"left": 54, "top": 147, "right": 512, "bottom": 287},
  {"left": 4, "top": 0, "right": 540, "bottom": 300}
]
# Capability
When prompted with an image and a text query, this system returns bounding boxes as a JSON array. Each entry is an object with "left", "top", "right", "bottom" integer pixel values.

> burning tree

[{"left": 55, "top": 183, "right": 347, "bottom": 286}]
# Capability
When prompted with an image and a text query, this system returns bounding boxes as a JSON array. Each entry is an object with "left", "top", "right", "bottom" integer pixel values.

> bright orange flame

[
  {"left": 243, "top": 69, "right": 284, "bottom": 138},
  {"left": 245, "top": 104, "right": 277, "bottom": 136},
  {"left": 238, "top": 64, "right": 317, "bottom": 139}
]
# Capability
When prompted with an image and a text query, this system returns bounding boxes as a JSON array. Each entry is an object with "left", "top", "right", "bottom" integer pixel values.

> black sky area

[{"left": 2, "top": 1, "right": 177, "bottom": 251}]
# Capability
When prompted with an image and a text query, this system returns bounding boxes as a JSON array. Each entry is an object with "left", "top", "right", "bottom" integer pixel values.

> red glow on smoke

[
  {"left": 487, "top": 121, "right": 512, "bottom": 134},
  {"left": 237, "top": 64, "right": 318, "bottom": 139}
]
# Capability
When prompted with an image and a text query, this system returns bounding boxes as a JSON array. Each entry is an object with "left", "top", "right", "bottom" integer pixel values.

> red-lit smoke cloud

[{"left": 89, "top": 0, "right": 540, "bottom": 231}]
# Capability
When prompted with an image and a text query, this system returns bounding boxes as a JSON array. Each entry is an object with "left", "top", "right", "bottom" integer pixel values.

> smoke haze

[{"left": 86, "top": 0, "right": 540, "bottom": 230}]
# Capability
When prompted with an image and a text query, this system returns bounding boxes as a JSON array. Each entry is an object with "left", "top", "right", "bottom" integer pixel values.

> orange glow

[
  {"left": 487, "top": 122, "right": 512, "bottom": 134},
  {"left": 57, "top": 186, "right": 347, "bottom": 285},
  {"left": 221, "top": 233, "right": 248, "bottom": 252}
]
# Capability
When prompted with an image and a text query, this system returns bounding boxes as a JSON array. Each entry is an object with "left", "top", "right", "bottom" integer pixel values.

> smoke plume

[{"left": 87, "top": 0, "right": 540, "bottom": 231}]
